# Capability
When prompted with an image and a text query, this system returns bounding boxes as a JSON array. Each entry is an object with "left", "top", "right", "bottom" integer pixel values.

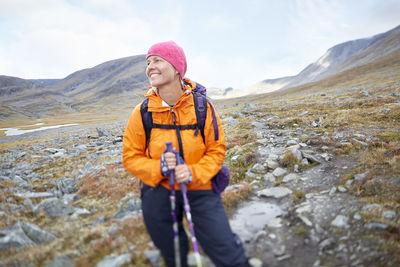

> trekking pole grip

[{"left": 165, "top": 142, "right": 173, "bottom": 153}]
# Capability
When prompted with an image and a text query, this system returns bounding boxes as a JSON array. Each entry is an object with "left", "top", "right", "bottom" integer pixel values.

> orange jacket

[{"left": 122, "top": 79, "right": 226, "bottom": 191}]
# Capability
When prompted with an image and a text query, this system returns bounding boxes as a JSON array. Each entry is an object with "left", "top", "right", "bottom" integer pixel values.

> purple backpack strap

[{"left": 192, "top": 92, "right": 219, "bottom": 142}]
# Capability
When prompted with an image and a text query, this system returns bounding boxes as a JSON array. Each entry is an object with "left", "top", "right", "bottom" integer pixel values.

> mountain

[
  {"left": 252, "top": 24, "right": 400, "bottom": 94},
  {"left": 0, "top": 55, "right": 149, "bottom": 121}
]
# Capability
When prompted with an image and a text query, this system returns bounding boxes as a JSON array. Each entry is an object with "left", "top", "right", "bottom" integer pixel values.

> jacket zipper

[{"left": 171, "top": 107, "right": 184, "bottom": 159}]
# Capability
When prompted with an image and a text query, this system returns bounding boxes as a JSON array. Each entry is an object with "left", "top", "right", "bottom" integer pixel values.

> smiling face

[{"left": 146, "top": 56, "right": 179, "bottom": 88}]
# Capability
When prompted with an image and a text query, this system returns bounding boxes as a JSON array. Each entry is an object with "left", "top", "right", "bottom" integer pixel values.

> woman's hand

[
  {"left": 175, "top": 164, "right": 191, "bottom": 184},
  {"left": 164, "top": 152, "right": 176, "bottom": 170}
]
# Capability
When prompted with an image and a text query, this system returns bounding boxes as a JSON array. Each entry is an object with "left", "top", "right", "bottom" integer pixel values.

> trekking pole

[
  {"left": 165, "top": 142, "right": 181, "bottom": 267},
  {"left": 176, "top": 154, "right": 202, "bottom": 267}
]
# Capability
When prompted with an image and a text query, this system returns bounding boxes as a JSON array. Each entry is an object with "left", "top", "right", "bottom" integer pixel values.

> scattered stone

[
  {"left": 353, "top": 213, "right": 362, "bottom": 220},
  {"left": 282, "top": 173, "right": 298, "bottom": 183},
  {"left": 265, "top": 159, "right": 279, "bottom": 170},
  {"left": 14, "top": 192, "right": 54, "bottom": 199},
  {"left": 272, "top": 167, "right": 287, "bottom": 177},
  {"left": 267, "top": 218, "right": 283, "bottom": 228},
  {"left": 382, "top": 210, "right": 396, "bottom": 220},
  {"left": 337, "top": 186, "right": 347, "bottom": 193},
  {"left": 96, "top": 253, "right": 131, "bottom": 267},
  {"left": 365, "top": 223, "right": 388, "bottom": 230},
  {"left": 298, "top": 214, "right": 313, "bottom": 227},
  {"left": 249, "top": 257, "right": 263, "bottom": 267},
  {"left": 0, "top": 222, "right": 35, "bottom": 250},
  {"left": 302, "top": 152, "right": 322, "bottom": 164},
  {"left": 329, "top": 187, "right": 337, "bottom": 196},
  {"left": 144, "top": 250, "right": 161, "bottom": 266},
  {"left": 257, "top": 187, "right": 292, "bottom": 199},
  {"left": 331, "top": 215, "right": 349, "bottom": 228},
  {"left": 250, "top": 163, "right": 267, "bottom": 174},
  {"left": 353, "top": 138, "right": 368, "bottom": 147},
  {"left": 20, "top": 222, "right": 55, "bottom": 244},
  {"left": 287, "top": 140, "right": 298, "bottom": 146},
  {"left": 33, "top": 198, "right": 74, "bottom": 218},
  {"left": 45, "top": 255, "right": 74, "bottom": 267},
  {"left": 297, "top": 111, "right": 309, "bottom": 116},
  {"left": 273, "top": 245, "right": 286, "bottom": 256},
  {"left": 108, "top": 223, "right": 120, "bottom": 235},
  {"left": 96, "top": 127, "right": 112, "bottom": 137},
  {"left": 113, "top": 197, "right": 141, "bottom": 219},
  {"left": 362, "top": 203, "right": 382, "bottom": 211},
  {"left": 354, "top": 171, "right": 369, "bottom": 181},
  {"left": 264, "top": 173, "right": 276, "bottom": 183}
]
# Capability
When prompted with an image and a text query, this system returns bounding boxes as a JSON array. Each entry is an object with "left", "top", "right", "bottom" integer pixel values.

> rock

[
  {"left": 298, "top": 214, "right": 313, "bottom": 227},
  {"left": 33, "top": 198, "right": 74, "bottom": 218},
  {"left": 282, "top": 173, "right": 298, "bottom": 183},
  {"left": 302, "top": 152, "right": 322, "bottom": 164},
  {"left": 321, "top": 153, "right": 331, "bottom": 161},
  {"left": 249, "top": 257, "right": 263, "bottom": 267},
  {"left": 267, "top": 153, "right": 279, "bottom": 161},
  {"left": 96, "top": 127, "right": 112, "bottom": 137},
  {"left": 382, "top": 210, "right": 396, "bottom": 220},
  {"left": 20, "top": 222, "right": 55, "bottom": 244},
  {"left": 297, "top": 111, "right": 309, "bottom": 116},
  {"left": 70, "top": 208, "right": 91, "bottom": 220},
  {"left": 144, "top": 250, "right": 161, "bottom": 266},
  {"left": 329, "top": 187, "right": 337, "bottom": 196},
  {"left": 257, "top": 187, "right": 292, "bottom": 199},
  {"left": 264, "top": 173, "right": 276, "bottom": 183},
  {"left": 362, "top": 203, "right": 382, "bottom": 211},
  {"left": 57, "top": 178, "right": 76, "bottom": 194},
  {"left": 354, "top": 171, "right": 369, "bottom": 181},
  {"left": 14, "top": 192, "right": 54, "bottom": 199},
  {"left": 267, "top": 218, "right": 283, "bottom": 228},
  {"left": 96, "top": 253, "right": 131, "bottom": 267},
  {"left": 113, "top": 197, "right": 142, "bottom": 219},
  {"left": 45, "top": 255, "right": 74, "bottom": 267},
  {"left": 319, "top": 238, "right": 335, "bottom": 252},
  {"left": 108, "top": 223, "right": 120, "bottom": 235},
  {"left": 245, "top": 171, "right": 257, "bottom": 179},
  {"left": 273, "top": 245, "right": 286, "bottom": 256},
  {"left": 265, "top": 159, "right": 279, "bottom": 170},
  {"left": 301, "top": 158, "right": 309, "bottom": 166},
  {"left": 361, "top": 89, "right": 370, "bottom": 97},
  {"left": 272, "top": 167, "right": 287, "bottom": 177},
  {"left": 353, "top": 138, "right": 368, "bottom": 147},
  {"left": 250, "top": 163, "right": 267, "bottom": 174},
  {"left": 286, "top": 140, "right": 298, "bottom": 146},
  {"left": 224, "top": 117, "right": 238, "bottom": 127},
  {"left": 337, "top": 186, "right": 347, "bottom": 193},
  {"left": 0, "top": 222, "right": 35, "bottom": 250},
  {"left": 331, "top": 215, "right": 349, "bottom": 228},
  {"left": 266, "top": 116, "right": 280, "bottom": 122},
  {"left": 231, "top": 155, "right": 240, "bottom": 162},
  {"left": 286, "top": 145, "right": 302, "bottom": 161},
  {"left": 365, "top": 223, "right": 388, "bottom": 230}
]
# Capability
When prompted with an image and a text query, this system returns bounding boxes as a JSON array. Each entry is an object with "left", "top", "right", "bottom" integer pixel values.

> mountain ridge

[{"left": 1, "top": 25, "right": 399, "bottom": 122}]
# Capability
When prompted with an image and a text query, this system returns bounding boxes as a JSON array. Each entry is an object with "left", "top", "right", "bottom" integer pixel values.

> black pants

[{"left": 141, "top": 184, "right": 247, "bottom": 267}]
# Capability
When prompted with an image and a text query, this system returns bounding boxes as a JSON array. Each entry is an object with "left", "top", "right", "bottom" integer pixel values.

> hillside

[
  {"left": 0, "top": 55, "right": 149, "bottom": 123},
  {"left": 250, "top": 24, "right": 400, "bottom": 95}
]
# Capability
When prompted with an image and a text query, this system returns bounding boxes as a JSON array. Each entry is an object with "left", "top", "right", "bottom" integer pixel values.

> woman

[{"left": 122, "top": 41, "right": 249, "bottom": 266}]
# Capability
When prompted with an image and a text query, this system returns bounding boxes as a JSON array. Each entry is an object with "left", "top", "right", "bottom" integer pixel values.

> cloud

[{"left": 0, "top": 0, "right": 185, "bottom": 78}]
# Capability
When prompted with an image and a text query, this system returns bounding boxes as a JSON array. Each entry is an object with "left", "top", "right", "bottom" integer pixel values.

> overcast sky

[{"left": 1, "top": 0, "right": 399, "bottom": 89}]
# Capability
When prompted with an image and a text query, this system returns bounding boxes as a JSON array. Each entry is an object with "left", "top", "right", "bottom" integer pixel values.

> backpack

[{"left": 140, "top": 81, "right": 229, "bottom": 193}]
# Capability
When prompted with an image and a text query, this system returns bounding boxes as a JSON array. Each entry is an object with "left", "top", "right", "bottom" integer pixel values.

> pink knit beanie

[{"left": 146, "top": 41, "right": 187, "bottom": 78}]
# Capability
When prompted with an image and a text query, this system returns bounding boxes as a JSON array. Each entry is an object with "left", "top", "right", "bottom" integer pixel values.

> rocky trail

[{"left": 0, "top": 112, "right": 398, "bottom": 266}]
